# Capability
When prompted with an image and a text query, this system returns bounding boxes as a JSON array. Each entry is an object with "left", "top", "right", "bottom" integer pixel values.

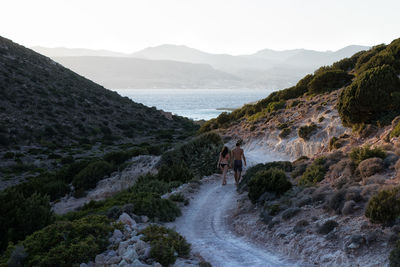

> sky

[{"left": 1, "top": 0, "right": 400, "bottom": 55}]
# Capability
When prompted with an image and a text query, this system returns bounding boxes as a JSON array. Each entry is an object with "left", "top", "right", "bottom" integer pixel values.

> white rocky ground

[{"left": 53, "top": 155, "right": 160, "bottom": 214}]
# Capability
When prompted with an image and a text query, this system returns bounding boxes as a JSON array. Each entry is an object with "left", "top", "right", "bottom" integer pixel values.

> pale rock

[
  {"left": 131, "top": 259, "right": 148, "bottom": 267},
  {"left": 143, "top": 247, "right": 151, "bottom": 258},
  {"left": 118, "top": 240, "right": 130, "bottom": 256},
  {"left": 141, "top": 216, "right": 149, "bottom": 223},
  {"left": 119, "top": 259, "right": 129, "bottom": 267},
  {"left": 123, "top": 247, "right": 139, "bottom": 262},
  {"left": 134, "top": 240, "right": 148, "bottom": 253},
  {"left": 107, "top": 256, "right": 122, "bottom": 265},
  {"left": 95, "top": 254, "right": 106, "bottom": 264},
  {"left": 110, "top": 229, "right": 124, "bottom": 243},
  {"left": 119, "top": 213, "right": 137, "bottom": 227}
]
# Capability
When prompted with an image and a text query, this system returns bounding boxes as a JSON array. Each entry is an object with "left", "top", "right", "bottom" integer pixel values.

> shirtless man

[{"left": 231, "top": 141, "right": 246, "bottom": 185}]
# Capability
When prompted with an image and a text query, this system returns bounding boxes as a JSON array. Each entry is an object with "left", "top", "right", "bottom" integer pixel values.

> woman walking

[{"left": 217, "top": 146, "right": 230, "bottom": 185}]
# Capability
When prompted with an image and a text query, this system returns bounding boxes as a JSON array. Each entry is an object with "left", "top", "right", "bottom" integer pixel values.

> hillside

[
  {"left": 52, "top": 56, "right": 241, "bottom": 89},
  {"left": 0, "top": 36, "right": 198, "bottom": 185},
  {"left": 203, "top": 38, "right": 400, "bottom": 265}
]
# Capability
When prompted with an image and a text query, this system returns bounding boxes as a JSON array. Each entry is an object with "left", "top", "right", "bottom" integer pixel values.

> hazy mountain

[
  {"left": 31, "top": 46, "right": 127, "bottom": 57},
  {"left": 53, "top": 56, "right": 241, "bottom": 89},
  {"left": 132, "top": 44, "right": 274, "bottom": 73},
  {"left": 33, "top": 44, "right": 369, "bottom": 89}
]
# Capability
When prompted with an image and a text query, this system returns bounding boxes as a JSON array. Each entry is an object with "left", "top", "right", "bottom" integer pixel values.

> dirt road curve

[{"left": 168, "top": 174, "right": 294, "bottom": 267}]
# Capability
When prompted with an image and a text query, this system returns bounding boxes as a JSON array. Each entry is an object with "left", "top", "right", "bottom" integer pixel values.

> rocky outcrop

[{"left": 223, "top": 90, "right": 349, "bottom": 160}]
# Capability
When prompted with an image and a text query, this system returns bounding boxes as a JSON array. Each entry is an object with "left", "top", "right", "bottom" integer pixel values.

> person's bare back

[{"left": 231, "top": 142, "right": 246, "bottom": 185}]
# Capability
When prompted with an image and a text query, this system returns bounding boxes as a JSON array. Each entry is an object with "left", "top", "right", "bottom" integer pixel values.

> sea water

[{"left": 113, "top": 89, "right": 273, "bottom": 120}]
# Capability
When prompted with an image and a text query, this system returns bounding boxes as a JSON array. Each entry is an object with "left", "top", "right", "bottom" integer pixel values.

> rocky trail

[{"left": 167, "top": 150, "right": 297, "bottom": 267}]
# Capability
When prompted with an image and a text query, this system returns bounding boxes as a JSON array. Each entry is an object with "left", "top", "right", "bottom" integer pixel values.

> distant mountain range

[{"left": 32, "top": 44, "right": 370, "bottom": 89}]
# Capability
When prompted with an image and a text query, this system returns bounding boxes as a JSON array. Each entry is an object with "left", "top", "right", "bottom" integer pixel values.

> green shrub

[
  {"left": 248, "top": 168, "right": 292, "bottom": 203},
  {"left": 0, "top": 189, "right": 53, "bottom": 252},
  {"left": 3, "top": 152, "right": 15, "bottom": 159},
  {"left": 131, "top": 174, "right": 171, "bottom": 195},
  {"left": 308, "top": 69, "right": 353, "bottom": 94},
  {"left": 6, "top": 215, "right": 113, "bottom": 267},
  {"left": 365, "top": 187, "right": 400, "bottom": 224},
  {"left": 298, "top": 157, "right": 327, "bottom": 186},
  {"left": 141, "top": 225, "right": 190, "bottom": 266},
  {"left": 298, "top": 123, "right": 317, "bottom": 140},
  {"left": 391, "top": 121, "right": 400, "bottom": 138},
  {"left": 130, "top": 193, "right": 181, "bottom": 222},
  {"left": 390, "top": 239, "right": 400, "bottom": 267},
  {"left": 329, "top": 137, "right": 340, "bottom": 150},
  {"left": 332, "top": 50, "right": 366, "bottom": 71},
  {"left": 279, "top": 127, "right": 291, "bottom": 138},
  {"left": 239, "top": 161, "right": 292, "bottom": 191},
  {"left": 349, "top": 146, "right": 386, "bottom": 165},
  {"left": 72, "top": 160, "right": 113, "bottom": 191},
  {"left": 157, "top": 162, "right": 194, "bottom": 183},
  {"left": 160, "top": 132, "right": 223, "bottom": 178},
  {"left": 337, "top": 65, "right": 400, "bottom": 126}
]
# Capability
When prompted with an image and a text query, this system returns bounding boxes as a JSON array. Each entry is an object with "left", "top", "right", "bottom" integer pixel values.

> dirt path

[{"left": 168, "top": 171, "right": 295, "bottom": 267}]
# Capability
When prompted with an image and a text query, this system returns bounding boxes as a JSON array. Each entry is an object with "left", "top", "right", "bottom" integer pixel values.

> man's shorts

[{"left": 234, "top": 160, "right": 242, "bottom": 172}]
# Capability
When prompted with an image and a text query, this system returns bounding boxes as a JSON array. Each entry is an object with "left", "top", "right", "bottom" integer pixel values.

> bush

[
  {"left": 365, "top": 187, "right": 400, "bottom": 224},
  {"left": 72, "top": 160, "right": 113, "bottom": 191},
  {"left": 131, "top": 174, "right": 172, "bottom": 195},
  {"left": 298, "top": 123, "right": 317, "bottom": 140},
  {"left": 0, "top": 189, "right": 53, "bottom": 252},
  {"left": 4, "top": 215, "right": 113, "bottom": 267},
  {"left": 131, "top": 193, "right": 181, "bottom": 222},
  {"left": 160, "top": 132, "right": 223, "bottom": 178},
  {"left": 329, "top": 137, "right": 340, "bottom": 150},
  {"left": 239, "top": 161, "right": 292, "bottom": 191},
  {"left": 279, "top": 128, "right": 291, "bottom": 138},
  {"left": 157, "top": 162, "right": 194, "bottom": 183},
  {"left": 141, "top": 225, "right": 190, "bottom": 266},
  {"left": 337, "top": 65, "right": 400, "bottom": 126},
  {"left": 3, "top": 152, "right": 15, "bottom": 159},
  {"left": 298, "top": 157, "right": 327, "bottom": 186},
  {"left": 390, "top": 240, "right": 400, "bottom": 267},
  {"left": 248, "top": 168, "right": 292, "bottom": 203},
  {"left": 349, "top": 146, "right": 386, "bottom": 165},
  {"left": 308, "top": 69, "right": 353, "bottom": 94},
  {"left": 391, "top": 121, "right": 400, "bottom": 138}
]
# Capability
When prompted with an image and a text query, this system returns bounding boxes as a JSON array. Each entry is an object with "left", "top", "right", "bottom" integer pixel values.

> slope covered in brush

[{"left": 0, "top": 36, "right": 196, "bottom": 150}]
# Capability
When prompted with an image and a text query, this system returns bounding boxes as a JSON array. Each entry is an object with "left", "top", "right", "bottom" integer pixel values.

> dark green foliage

[
  {"left": 157, "top": 163, "right": 194, "bottom": 183},
  {"left": 131, "top": 174, "right": 173, "bottom": 195},
  {"left": 332, "top": 50, "right": 366, "bottom": 71},
  {"left": 141, "top": 225, "right": 190, "bottom": 266},
  {"left": 130, "top": 193, "right": 181, "bottom": 222},
  {"left": 390, "top": 240, "right": 400, "bottom": 267},
  {"left": 238, "top": 161, "right": 292, "bottom": 191},
  {"left": 349, "top": 146, "right": 386, "bottom": 165},
  {"left": 3, "top": 152, "right": 15, "bottom": 159},
  {"left": 160, "top": 132, "right": 223, "bottom": 177},
  {"left": 355, "top": 44, "right": 387, "bottom": 73},
  {"left": 5, "top": 215, "right": 113, "bottom": 267},
  {"left": 298, "top": 157, "right": 327, "bottom": 186},
  {"left": 391, "top": 121, "right": 400, "bottom": 138},
  {"left": 169, "top": 193, "right": 189, "bottom": 205},
  {"left": 328, "top": 189, "right": 347, "bottom": 214},
  {"left": 365, "top": 187, "right": 400, "bottom": 224},
  {"left": 338, "top": 65, "right": 400, "bottom": 126},
  {"left": 308, "top": 69, "right": 353, "bottom": 94},
  {"left": 0, "top": 189, "right": 53, "bottom": 252},
  {"left": 329, "top": 137, "right": 339, "bottom": 151},
  {"left": 72, "top": 160, "right": 113, "bottom": 191},
  {"left": 298, "top": 123, "right": 317, "bottom": 140},
  {"left": 279, "top": 127, "right": 291, "bottom": 138},
  {"left": 248, "top": 168, "right": 292, "bottom": 203}
]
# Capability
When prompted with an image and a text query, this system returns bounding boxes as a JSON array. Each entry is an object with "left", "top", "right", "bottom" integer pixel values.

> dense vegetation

[
  {"left": 141, "top": 225, "right": 191, "bottom": 266},
  {"left": 365, "top": 187, "right": 400, "bottom": 224},
  {"left": 1, "top": 215, "right": 113, "bottom": 267},
  {"left": 248, "top": 168, "right": 292, "bottom": 203},
  {"left": 298, "top": 157, "right": 327, "bottom": 186},
  {"left": 349, "top": 146, "right": 386, "bottom": 165}
]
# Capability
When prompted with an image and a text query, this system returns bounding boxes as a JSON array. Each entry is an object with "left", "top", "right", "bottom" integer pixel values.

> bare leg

[
  {"left": 237, "top": 171, "right": 242, "bottom": 184},
  {"left": 222, "top": 165, "right": 228, "bottom": 185}
]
